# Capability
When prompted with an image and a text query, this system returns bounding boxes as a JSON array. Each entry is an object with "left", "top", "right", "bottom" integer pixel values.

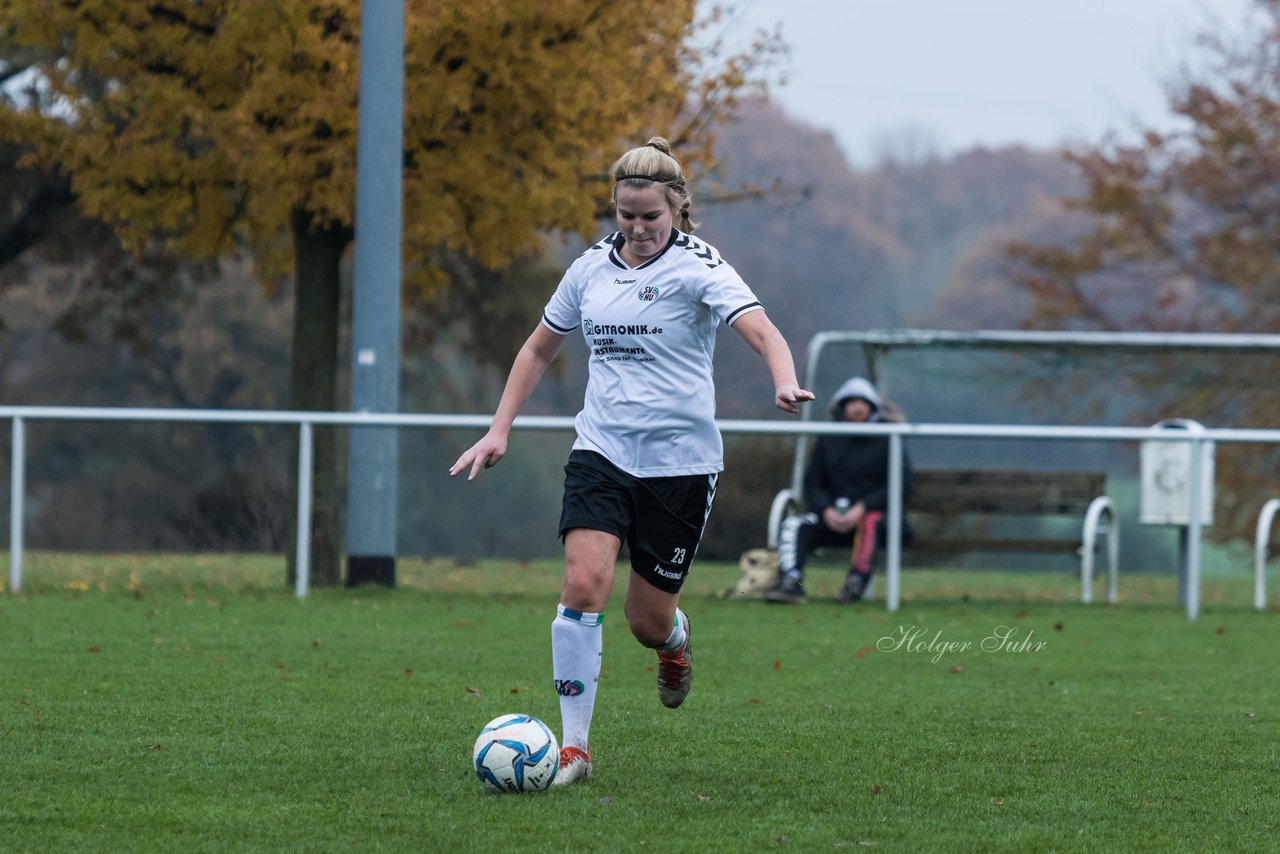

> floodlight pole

[{"left": 345, "top": 0, "right": 405, "bottom": 587}]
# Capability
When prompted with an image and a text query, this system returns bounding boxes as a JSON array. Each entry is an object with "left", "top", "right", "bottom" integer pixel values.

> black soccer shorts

[{"left": 558, "top": 450, "right": 717, "bottom": 593}]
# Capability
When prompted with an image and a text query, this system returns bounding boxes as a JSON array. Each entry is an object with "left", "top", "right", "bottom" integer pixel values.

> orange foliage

[{"left": 0, "top": 1, "right": 780, "bottom": 291}]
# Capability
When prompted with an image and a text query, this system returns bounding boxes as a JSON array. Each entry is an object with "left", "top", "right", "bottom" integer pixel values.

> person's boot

[
  {"left": 656, "top": 611, "right": 692, "bottom": 709},
  {"left": 836, "top": 569, "right": 872, "bottom": 603},
  {"left": 763, "top": 574, "right": 807, "bottom": 604}
]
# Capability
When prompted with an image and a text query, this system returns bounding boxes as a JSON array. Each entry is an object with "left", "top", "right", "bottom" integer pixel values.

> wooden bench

[
  {"left": 908, "top": 469, "right": 1107, "bottom": 556},
  {"left": 766, "top": 468, "right": 1120, "bottom": 602}
]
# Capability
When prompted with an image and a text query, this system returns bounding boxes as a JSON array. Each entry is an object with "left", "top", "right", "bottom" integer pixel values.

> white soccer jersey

[{"left": 542, "top": 229, "right": 764, "bottom": 477}]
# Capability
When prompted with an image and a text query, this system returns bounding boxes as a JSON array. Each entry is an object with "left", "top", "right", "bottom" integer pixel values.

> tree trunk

[{"left": 285, "top": 206, "right": 351, "bottom": 588}]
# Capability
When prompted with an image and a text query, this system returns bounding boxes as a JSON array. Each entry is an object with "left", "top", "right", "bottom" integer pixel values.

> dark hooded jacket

[{"left": 802, "top": 377, "right": 912, "bottom": 515}]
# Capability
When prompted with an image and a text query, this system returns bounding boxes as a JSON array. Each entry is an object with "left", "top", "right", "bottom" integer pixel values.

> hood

[{"left": 829, "top": 376, "right": 881, "bottom": 420}]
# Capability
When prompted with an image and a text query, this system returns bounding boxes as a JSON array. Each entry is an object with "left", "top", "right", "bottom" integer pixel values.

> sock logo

[{"left": 554, "top": 678, "right": 585, "bottom": 697}]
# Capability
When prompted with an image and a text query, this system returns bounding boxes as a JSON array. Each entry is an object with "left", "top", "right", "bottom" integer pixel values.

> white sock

[
  {"left": 551, "top": 604, "right": 603, "bottom": 752},
  {"left": 659, "top": 607, "right": 688, "bottom": 653}
]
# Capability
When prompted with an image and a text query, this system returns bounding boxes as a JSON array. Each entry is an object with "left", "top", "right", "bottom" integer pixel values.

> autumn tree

[
  {"left": 1, "top": 45, "right": 198, "bottom": 344},
  {"left": 0, "top": 1, "right": 780, "bottom": 584},
  {"left": 1006, "top": 0, "right": 1280, "bottom": 541}
]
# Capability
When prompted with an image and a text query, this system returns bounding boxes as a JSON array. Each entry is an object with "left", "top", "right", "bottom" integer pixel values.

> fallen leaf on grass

[
  {"left": 949, "top": 665, "right": 963, "bottom": 674},
  {"left": 465, "top": 686, "right": 481, "bottom": 698},
  {"left": 872, "top": 784, "right": 881, "bottom": 795},
  {"left": 1054, "top": 623, "right": 1064, "bottom": 632},
  {"left": 992, "top": 798, "right": 1005, "bottom": 806},
  {"left": 597, "top": 796, "right": 612, "bottom": 804},
  {"left": 773, "top": 661, "right": 782, "bottom": 670},
  {"left": 697, "top": 794, "right": 711, "bottom": 801},
  {"left": 149, "top": 743, "right": 164, "bottom": 751},
  {"left": 1215, "top": 626, "right": 1226, "bottom": 635},
  {"left": 747, "top": 698, "right": 762, "bottom": 705},
  {"left": 1245, "top": 711, "right": 1257, "bottom": 718},
  {"left": 87, "top": 647, "right": 102, "bottom": 653}
]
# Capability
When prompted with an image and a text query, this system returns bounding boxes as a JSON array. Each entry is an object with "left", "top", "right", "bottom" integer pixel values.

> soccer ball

[{"left": 473, "top": 714, "right": 560, "bottom": 793}]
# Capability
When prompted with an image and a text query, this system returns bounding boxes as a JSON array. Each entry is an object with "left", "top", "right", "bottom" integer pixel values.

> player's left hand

[
  {"left": 448, "top": 434, "right": 508, "bottom": 481},
  {"left": 775, "top": 386, "right": 816, "bottom": 414}
]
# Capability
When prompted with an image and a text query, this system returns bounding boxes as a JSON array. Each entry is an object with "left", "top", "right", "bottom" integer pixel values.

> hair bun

[{"left": 645, "top": 137, "right": 673, "bottom": 156}]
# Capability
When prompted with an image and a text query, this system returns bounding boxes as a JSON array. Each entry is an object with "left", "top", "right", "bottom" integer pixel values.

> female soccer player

[{"left": 449, "top": 137, "right": 813, "bottom": 784}]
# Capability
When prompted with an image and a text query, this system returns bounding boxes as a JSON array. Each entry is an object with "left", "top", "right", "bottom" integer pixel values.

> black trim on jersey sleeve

[
  {"left": 591, "top": 232, "right": 620, "bottom": 252},
  {"left": 725, "top": 301, "right": 763, "bottom": 326},
  {"left": 673, "top": 232, "right": 724, "bottom": 269},
  {"left": 573, "top": 233, "right": 618, "bottom": 264},
  {"left": 542, "top": 313, "right": 576, "bottom": 335}
]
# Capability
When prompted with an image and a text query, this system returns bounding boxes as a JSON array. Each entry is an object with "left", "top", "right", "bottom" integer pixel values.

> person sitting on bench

[{"left": 764, "top": 376, "right": 911, "bottom": 604}]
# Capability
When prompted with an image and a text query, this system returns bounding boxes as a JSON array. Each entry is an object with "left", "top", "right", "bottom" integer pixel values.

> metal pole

[
  {"left": 886, "top": 432, "right": 903, "bottom": 612},
  {"left": 1176, "top": 527, "right": 1189, "bottom": 607},
  {"left": 1256, "top": 498, "right": 1279, "bottom": 611},
  {"left": 295, "top": 422, "right": 314, "bottom": 598},
  {"left": 346, "top": 0, "right": 405, "bottom": 587},
  {"left": 9, "top": 416, "right": 24, "bottom": 594},
  {"left": 1185, "top": 436, "right": 1204, "bottom": 620}
]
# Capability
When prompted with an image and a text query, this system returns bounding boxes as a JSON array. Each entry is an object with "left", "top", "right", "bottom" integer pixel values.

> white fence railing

[{"left": 3, "top": 406, "right": 1279, "bottom": 619}]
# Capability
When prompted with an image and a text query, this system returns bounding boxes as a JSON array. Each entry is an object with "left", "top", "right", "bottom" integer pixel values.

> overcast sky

[{"left": 729, "top": 0, "right": 1258, "bottom": 165}]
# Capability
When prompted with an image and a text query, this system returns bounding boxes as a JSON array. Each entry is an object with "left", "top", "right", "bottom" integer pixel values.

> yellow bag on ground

[{"left": 717, "top": 548, "right": 779, "bottom": 600}]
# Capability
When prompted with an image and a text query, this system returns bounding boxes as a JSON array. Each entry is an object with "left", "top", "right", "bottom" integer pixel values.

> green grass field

[{"left": 2, "top": 553, "right": 1277, "bottom": 852}]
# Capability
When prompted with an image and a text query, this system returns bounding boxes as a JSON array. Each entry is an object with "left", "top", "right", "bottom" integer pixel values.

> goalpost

[
  {"left": 788, "top": 328, "right": 1280, "bottom": 502},
  {"left": 776, "top": 328, "right": 1280, "bottom": 617}
]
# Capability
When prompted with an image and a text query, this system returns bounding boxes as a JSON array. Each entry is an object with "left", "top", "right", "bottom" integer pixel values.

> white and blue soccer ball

[{"left": 473, "top": 714, "right": 560, "bottom": 793}]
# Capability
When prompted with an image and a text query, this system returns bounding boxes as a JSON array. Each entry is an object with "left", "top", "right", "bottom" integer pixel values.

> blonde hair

[{"left": 609, "top": 136, "right": 698, "bottom": 233}]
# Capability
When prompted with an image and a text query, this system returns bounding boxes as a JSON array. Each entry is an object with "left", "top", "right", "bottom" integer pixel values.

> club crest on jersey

[{"left": 637, "top": 286, "right": 660, "bottom": 302}]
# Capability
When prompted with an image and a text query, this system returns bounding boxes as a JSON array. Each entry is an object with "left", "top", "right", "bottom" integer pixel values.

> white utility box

[{"left": 1140, "top": 419, "right": 1214, "bottom": 526}]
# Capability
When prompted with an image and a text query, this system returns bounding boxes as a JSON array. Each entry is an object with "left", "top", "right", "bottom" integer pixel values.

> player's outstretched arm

[
  {"left": 449, "top": 324, "right": 566, "bottom": 481},
  {"left": 729, "top": 309, "right": 815, "bottom": 414}
]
